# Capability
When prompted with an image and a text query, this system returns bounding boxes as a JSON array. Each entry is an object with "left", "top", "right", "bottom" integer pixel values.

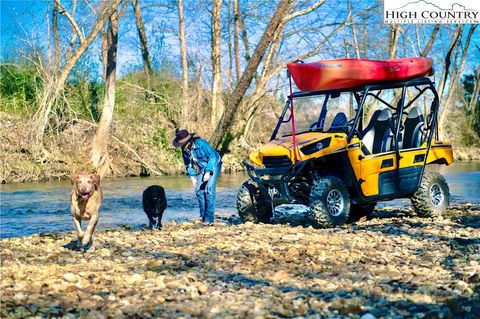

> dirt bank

[
  {"left": 0, "top": 112, "right": 248, "bottom": 184},
  {"left": 1, "top": 205, "right": 479, "bottom": 318},
  {"left": 1, "top": 111, "right": 479, "bottom": 184}
]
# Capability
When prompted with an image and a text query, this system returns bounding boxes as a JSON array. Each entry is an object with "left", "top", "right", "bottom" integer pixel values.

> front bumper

[{"left": 242, "top": 160, "right": 307, "bottom": 204}]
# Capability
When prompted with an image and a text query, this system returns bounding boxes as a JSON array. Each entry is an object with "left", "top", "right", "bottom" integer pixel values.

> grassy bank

[
  {"left": 2, "top": 109, "right": 480, "bottom": 184},
  {"left": 1, "top": 205, "right": 479, "bottom": 318},
  {"left": 0, "top": 111, "right": 249, "bottom": 184}
]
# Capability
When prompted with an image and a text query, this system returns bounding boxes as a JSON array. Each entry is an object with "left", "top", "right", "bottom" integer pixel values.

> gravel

[{"left": 1, "top": 204, "right": 479, "bottom": 318}]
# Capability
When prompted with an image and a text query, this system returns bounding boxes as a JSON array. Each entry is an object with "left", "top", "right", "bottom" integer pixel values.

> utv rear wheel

[
  {"left": 349, "top": 203, "right": 376, "bottom": 222},
  {"left": 309, "top": 176, "right": 350, "bottom": 228},
  {"left": 237, "top": 180, "right": 272, "bottom": 223},
  {"left": 411, "top": 171, "right": 450, "bottom": 218}
]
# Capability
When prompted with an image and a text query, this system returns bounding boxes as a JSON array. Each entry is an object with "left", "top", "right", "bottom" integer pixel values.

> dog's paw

[{"left": 84, "top": 244, "right": 96, "bottom": 253}]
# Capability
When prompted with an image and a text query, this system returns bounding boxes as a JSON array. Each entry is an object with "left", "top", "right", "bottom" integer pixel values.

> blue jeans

[{"left": 195, "top": 162, "right": 222, "bottom": 223}]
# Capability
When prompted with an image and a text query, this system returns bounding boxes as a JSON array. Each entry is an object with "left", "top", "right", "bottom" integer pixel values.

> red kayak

[{"left": 287, "top": 57, "right": 433, "bottom": 92}]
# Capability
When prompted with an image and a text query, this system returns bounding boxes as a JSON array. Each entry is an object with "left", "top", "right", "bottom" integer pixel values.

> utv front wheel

[
  {"left": 236, "top": 180, "right": 272, "bottom": 223},
  {"left": 309, "top": 176, "right": 350, "bottom": 228},
  {"left": 411, "top": 171, "right": 450, "bottom": 218}
]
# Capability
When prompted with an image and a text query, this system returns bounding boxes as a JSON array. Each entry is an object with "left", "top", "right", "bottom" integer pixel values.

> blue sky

[{"left": 1, "top": 0, "right": 478, "bottom": 84}]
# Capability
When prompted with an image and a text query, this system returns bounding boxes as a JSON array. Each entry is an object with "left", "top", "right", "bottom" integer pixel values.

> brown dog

[{"left": 70, "top": 172, "right": 103, "bottom": 252}]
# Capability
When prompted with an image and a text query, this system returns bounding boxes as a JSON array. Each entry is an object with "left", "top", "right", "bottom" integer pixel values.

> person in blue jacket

[{"left": 173, "top": 129, "right": 222, "bottom": 225}]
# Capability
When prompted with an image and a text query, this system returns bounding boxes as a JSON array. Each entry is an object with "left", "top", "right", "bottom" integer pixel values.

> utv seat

[
  {"left": 361, "top": 109, "right": 393, "bottom": 154},
  {"left": 402, "top": 106, "right": 424, "bottom": 149},
  {"left": 327, "top": 112, "right": 348, "bottom": 132}
]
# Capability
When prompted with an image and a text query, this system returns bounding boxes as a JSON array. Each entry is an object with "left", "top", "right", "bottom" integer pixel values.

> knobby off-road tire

[
  {"left": 349, "top": 202, "right": 376, "bottom": 222},
  {"left": 309, "top": 176, "right": 350, "bottom": 228},
  {"left": 411, "top": 171, "right": 450, "bottom": 218},
  {"left": 236, "top": 180, "right": 272, "bottom": 223}
]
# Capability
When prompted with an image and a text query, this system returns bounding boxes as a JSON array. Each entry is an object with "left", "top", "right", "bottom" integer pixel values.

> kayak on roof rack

[{"left": 287, "top": 57, "right": 434, "bottom": 92}]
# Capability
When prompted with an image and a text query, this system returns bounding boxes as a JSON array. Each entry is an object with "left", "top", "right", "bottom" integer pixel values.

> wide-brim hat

[{"left": 172, "top": 129, "right": 193, "bottom": 147}]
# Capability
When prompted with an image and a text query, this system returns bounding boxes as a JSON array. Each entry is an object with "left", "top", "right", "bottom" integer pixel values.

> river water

[{"left": 1, "top": 162, "right": 479, "bottom": 238}]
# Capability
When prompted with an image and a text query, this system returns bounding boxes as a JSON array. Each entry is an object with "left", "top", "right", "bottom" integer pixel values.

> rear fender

[{"left": 426, "top": 142, "right": 453, "bottom": 165}]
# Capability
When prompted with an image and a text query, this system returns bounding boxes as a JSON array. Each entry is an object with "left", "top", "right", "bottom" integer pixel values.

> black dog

[{"left": 142, "top": 185, "right": 167, "bottom": 229}]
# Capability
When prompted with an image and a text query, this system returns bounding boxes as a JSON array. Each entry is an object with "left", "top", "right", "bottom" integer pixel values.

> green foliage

[
  {"left": 116, "top": 72, "right": 182, "bottom": 117},
  {"left": 462, "top": 73, "right": 476, "bottom": 103},
  {"left": 0, "top": 64, "right": 42, "bottom": 114},
  {"left": 461, "top": 72, "right": 480, "bottom": 140},
  {"left": 173, "top": 147, "right": 183, "bottom": 161},
  {"left": 150, "top": 125, "right": 170, "bottom": 148}
]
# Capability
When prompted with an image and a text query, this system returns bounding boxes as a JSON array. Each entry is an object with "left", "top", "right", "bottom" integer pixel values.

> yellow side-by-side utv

[{"left": 237, "top": 63, "right": 453, "bottom": 228}]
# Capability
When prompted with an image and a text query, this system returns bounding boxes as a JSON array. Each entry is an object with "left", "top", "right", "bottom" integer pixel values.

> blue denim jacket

[{"left": 182, "top": 138, "right": 221, "bottom": 176}]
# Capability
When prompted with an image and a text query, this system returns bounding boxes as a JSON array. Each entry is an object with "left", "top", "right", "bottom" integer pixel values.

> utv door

[{"left": 356, "top": 85, "right": 426, "bottom": 199}]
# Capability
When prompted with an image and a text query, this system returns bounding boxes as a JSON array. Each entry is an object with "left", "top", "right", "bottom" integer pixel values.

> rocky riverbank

[{"left": 1, "top": 204, "right": 479, "bottom": 318}]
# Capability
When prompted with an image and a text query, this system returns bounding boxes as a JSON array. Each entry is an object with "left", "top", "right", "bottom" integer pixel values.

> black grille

[{"left": 262, "top": 155, "right": 292, "bottom": 168}]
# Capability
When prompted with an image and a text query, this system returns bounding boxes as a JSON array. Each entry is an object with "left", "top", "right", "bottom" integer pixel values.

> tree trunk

[
  {"left": 471, "top": 68, "right": 480, "bottom": 133},
  {"left": 440, "top": 25, "right": 477, "bottom": 140},
  {"left": 52, "top": 0, "right": 60, "bottom": 70},
  {"left": 469, "top": 67, "right": 480, "bottom": 113},
  {"left": 420, "top": 24, "right": 440, "bottom": 57},
  {"left": 347, "top": 0, "right": 360, "bottom": 58},
  {"left": 239, "top": 5, "right": 250, "bottom": 62},
  {"left": 132, "top": 0, "right": 153, "bottom": 76},
  {"left": 31, "top": 0, "right": 122, "bottom": 151},
  {"left": 211, "top": 0, "right": 223, "bottom": 126},
  {"left": 91, "top": 8, "right": 119, "bottom": 175},
  {"left": 233, "top": 0, "right": 241, "bottom": 82},
  {"left": 227, "top": 0, "right": 233, "bottom": 92},
  {"left": 209, "top": 0, "right": 292, "bottom": 149},
  {"left": 437, "top": 25, "right": 463, "bottom": 101},
  {"left": 178, "top": 0, "right": 188, "bottom": 95},
  {"left": 388, "top": 24, "right": 401, "bottom": 59}
]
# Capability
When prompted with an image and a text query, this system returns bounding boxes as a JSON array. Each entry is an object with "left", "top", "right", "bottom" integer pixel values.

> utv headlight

[{"left": 300, "top": 137, "right": 331, "bottom": 155}]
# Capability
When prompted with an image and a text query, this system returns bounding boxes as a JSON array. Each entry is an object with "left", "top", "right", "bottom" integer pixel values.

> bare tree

[
  {"left": 440, "top": 24, "right": 478, "bottom": 139},
  {"left": 132, "top": 0, "right": 153, "bottom": 101},
  {"left": 469, "top": 67, "right": 480, "bottom": 113},
  {"left": 388, "top": 24, "right": 401, "bottom": 59},
  {"left": 91, "top": 6, "right": 119, "bottom": 175},
  {"left": 471, "top": 67, "right": 480, "bottom": 132},
  {"left": 52, "top": 0, "right": 60, "bottom": 69},
  {"left": 211, "top": 0, "right": 223, "bottom": 126},
  {"left": 209, "top": 0, "right": 292, "bottom": 149},
  {"left": 238, "top": 4, "right": 251, "bottom": 62},
  {"left": 420, "top": 24, "right": 440, "bottom": 57},
  {"left": 233, "top": 0, "right": 241, "bottom": 81},
  {"left": 437, "top": 25, "right": 463, "bottom": 101},
  {"left": 31, "top": 0, "right": 122, "bottom": 152},
  {"left": 236, "top": 1, "right": 370, "bottom": 145},
  {"left": 347, "top": 0, "right": 360, "bottom": 58},
  {"left": 178, "top": 0, "right": 188, "bottom": 95},
  {"left": 132, "top": 0, "right": 153, "bottom": 75}
]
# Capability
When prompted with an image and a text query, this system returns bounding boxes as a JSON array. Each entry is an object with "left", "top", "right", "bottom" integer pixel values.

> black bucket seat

[
  {"left": 402, "top": 106, "right": 425, "bottom": 149},
  {"left": 361, "top": 109, "right": 393, "bottom": 154}
]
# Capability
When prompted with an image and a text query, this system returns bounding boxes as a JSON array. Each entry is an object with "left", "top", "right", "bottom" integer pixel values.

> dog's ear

[
  {"left": 70, "top": 174, "right": 79, "bottom": 185},
  {"left": 91, "top": 173, "right": 101, "bottom": 186}
]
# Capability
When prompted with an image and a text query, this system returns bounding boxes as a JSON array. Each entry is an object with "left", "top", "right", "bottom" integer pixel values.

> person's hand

[
  {"left": 190, "top": 176, "right": 197, "bottom": 189},
  {"left": 202, "top": 172, "right": 212, "bottom": 182}
]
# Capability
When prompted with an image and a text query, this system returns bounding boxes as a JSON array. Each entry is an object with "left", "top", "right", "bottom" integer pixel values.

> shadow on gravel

[{"left": 133, "top": 246, "right": 479, "bottom": 318}]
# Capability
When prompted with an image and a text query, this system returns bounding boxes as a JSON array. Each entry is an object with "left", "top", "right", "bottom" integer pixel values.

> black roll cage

[{"left": 271, "top": 77, "right": 439, "bottom": 150}]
